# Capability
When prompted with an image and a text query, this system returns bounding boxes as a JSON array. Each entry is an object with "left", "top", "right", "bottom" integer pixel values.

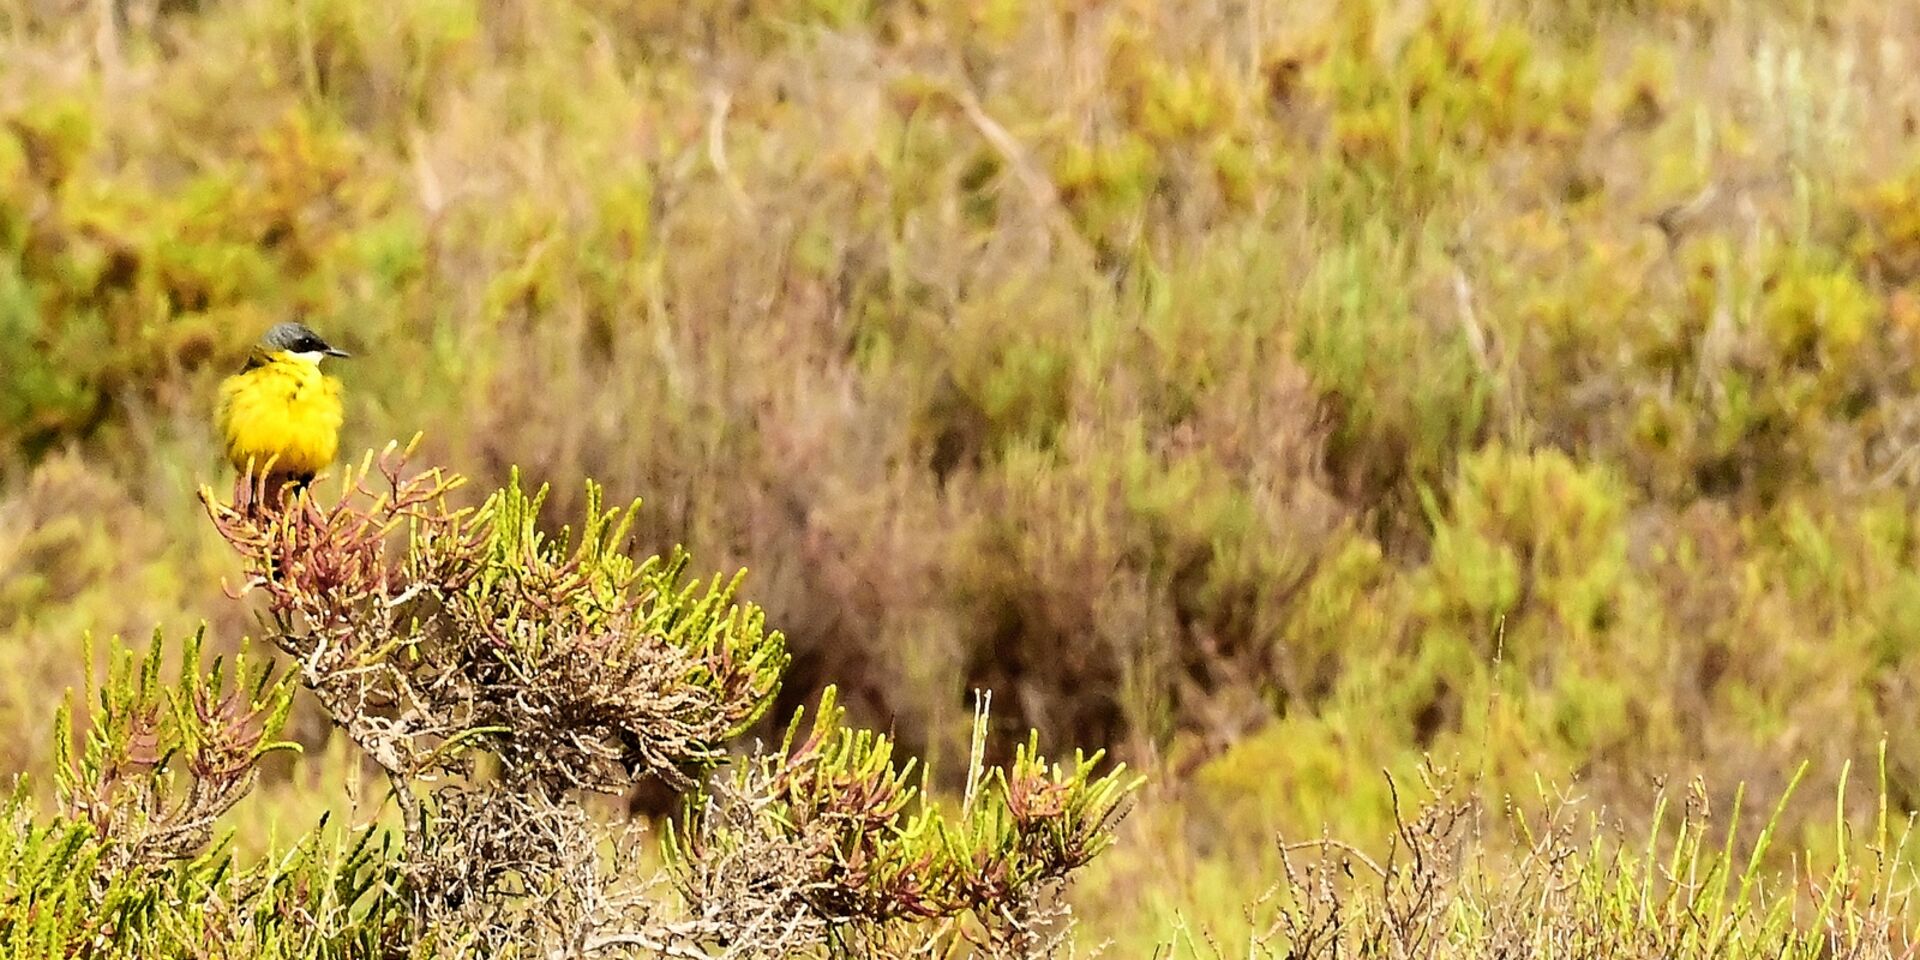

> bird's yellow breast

[{"left": 217, "top": 354, "right": 344, "bottom": 478}]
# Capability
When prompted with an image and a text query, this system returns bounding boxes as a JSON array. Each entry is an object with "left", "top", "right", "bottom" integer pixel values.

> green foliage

[
  {"left": 1852, "top": 160, "right": 1920, "bottom": 286},
  {"left": 55, "top": 626, "right": 298, "bottom": 853},
  {"left": 1318, "top": 1, "right": 1592, "bottom": 200},
  {"left": 673, "top": 685, "right": 1138, "bottom": 947},
  {"left": 0, "top": 630, "right": 409, "bottom": 958},
  {"left": 1414, "top": 444, "right": 1629, "bottom": 657},
  {"left": 468, "top": 472, "right": 790, "bottom": 780},
  {"left": 1296, "top": 224, "right": 1490, "bottom": 506}
]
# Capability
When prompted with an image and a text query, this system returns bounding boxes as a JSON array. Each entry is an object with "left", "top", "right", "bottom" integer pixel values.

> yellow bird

[{"left": 217, "top": 322, "right": 351, "bottom": 492}]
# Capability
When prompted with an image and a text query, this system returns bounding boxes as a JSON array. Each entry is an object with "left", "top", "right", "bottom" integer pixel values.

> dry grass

[{"left": 1121, "top": 761, "right": 1920, "bottom": 959}]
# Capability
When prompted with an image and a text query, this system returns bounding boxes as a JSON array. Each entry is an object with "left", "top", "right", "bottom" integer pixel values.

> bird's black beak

[{"left": 324, "top": 347, "right": 351, "bottom": 358}]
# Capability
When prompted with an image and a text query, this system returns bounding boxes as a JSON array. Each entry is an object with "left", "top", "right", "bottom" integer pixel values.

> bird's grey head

[{"left": 262, "top": 322, "right": 350, "bottom": 361}]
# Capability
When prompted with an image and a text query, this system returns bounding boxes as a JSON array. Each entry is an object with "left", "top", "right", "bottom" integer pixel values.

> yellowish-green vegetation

[{"left": 5, "top": 0, "right": 1920, "bottom": 953}]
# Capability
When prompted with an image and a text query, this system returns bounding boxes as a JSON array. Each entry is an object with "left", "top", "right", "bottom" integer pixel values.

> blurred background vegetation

[{"left": 3, "top": 0, "right": 1920, "bottom": 950}]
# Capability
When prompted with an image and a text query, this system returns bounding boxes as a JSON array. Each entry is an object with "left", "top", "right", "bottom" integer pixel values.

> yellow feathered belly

[{"left": 217, "top": 360, "right": 343, "bottom": 478}]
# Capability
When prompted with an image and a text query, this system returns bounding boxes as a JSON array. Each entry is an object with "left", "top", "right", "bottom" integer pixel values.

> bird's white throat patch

[{"left": 288, "top": 350, "right": 327, "bottom": 366}]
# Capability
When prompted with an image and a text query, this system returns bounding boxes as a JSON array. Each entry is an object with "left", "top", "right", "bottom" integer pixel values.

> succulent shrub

[{"left": 0, "top": 442, "right": 1137, "bottom": 957}]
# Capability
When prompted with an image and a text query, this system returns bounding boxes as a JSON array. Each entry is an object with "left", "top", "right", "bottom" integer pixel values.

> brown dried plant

[{"left": 1177, "top": 763, "right": 1920, "bottom": 960}]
